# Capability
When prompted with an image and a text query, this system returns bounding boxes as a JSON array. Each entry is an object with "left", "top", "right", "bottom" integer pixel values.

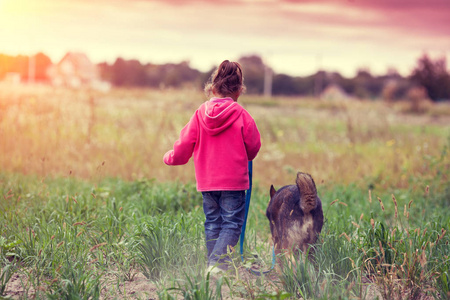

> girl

[{"left": 163, "top": 60, "right": 261, "bottom": 273}]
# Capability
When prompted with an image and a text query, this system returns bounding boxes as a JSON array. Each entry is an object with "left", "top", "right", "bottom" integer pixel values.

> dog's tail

[{"left": 296, "top": 172, "right": 317, "bottom": 214}]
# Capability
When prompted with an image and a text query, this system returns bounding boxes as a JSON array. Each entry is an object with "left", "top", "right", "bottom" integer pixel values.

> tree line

[
  {"left": 0, "top": 52, "right": 449, "bottom": 101},
  {"left": 0, "top": 53, "right": 52, "bottom": 82}
]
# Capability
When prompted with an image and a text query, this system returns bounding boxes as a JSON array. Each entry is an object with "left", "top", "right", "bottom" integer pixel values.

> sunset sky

[{"left": 1, "top": 0, "right": 449, "bottom": 77}]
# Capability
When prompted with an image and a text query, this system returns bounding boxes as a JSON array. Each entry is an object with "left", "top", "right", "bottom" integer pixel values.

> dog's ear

[{"left": 270, "top": 185, "right": 277, "bottom": 198}]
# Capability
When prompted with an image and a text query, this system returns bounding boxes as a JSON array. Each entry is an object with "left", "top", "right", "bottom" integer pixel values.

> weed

[
  {"left": 0, "top": 260, "right": 18, "bottom": 296},
  {"left": 45, "top": 242, "right": 102, "bottom": 299},
  {"left": 159, "top": 272, "right": 224, "bottom": 300},
  {"left": 136, "top": 213, "right": 204, "bottom": 281}
]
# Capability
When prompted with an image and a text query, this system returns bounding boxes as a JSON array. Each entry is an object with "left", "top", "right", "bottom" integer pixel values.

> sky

[{"left": 1, "top": 0, "right": 449, "bottom": 77}]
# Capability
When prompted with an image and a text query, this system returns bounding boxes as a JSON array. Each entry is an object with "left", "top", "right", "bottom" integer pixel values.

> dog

[{"left": 266, "top": 172, "right": 324, "bottom": 261}]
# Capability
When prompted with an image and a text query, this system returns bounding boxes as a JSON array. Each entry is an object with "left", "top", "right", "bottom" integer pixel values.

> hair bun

[{"left": 204, "top": 60, "right": 246, "bottom": 98}]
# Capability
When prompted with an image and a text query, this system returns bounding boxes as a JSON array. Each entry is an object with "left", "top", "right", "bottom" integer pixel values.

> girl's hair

[{"left": 204, "top": 60, "right": 246, "bottom": 98}]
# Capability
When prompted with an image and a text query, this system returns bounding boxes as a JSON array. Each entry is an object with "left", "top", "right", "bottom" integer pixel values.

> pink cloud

[{"left": 2, "top": 0, "right": 448, "bottom": 76}]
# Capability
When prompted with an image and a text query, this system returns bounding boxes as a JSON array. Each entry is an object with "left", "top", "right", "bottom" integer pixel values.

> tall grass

[
  {"left": 1, "top": 151, "right": 448, "bottom": 299},
  {"left": 136, "top": 213, "right": 204, "bottom": 281},
  {"left": 1, "top": 85, "right": 448, "bottom": 189},
  {"left": 158, "top": 272, "right": 225, "bottom": 300}
]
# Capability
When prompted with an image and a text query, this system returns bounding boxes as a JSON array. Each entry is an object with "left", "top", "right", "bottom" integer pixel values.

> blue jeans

[{"left": 202, "top": 190, "right": 246, "bottom": 268}]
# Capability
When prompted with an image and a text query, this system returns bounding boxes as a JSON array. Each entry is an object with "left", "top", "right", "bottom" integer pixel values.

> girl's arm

[
  {"left": 163, "top": 113, "right": 198, "bottom": 165},
  {"left": 243, "top": 115, "right": 261, "bottom": 161}
]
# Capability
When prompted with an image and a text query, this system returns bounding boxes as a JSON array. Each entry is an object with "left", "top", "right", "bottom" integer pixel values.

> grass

[
  {"left": 1, "top": 166, "right": 448, "bottom": 299},
  {"left": 137, "top": 213, "right": 204, "bottom": 281},
  {"left": 1, "top": 85, "right": 449, "bottom": 189},
  {"left": 0, "top": 85, "right": 449, "bottom": 299}
]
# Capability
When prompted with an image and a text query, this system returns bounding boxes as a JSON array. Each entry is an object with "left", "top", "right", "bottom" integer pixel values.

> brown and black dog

[{"left": 266, "top": 172, "right": 324, "bottom": 260}]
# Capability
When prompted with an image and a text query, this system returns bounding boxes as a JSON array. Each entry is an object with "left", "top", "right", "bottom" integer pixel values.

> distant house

[
  {"left": 3, "top": 72, "right": 21, "bottom": 85},
  {"left": 320, "top": 84, "right": 349, "bottom": 101},
  {"left": 47, "top": 52, "right": 110, "bottom": 91}
]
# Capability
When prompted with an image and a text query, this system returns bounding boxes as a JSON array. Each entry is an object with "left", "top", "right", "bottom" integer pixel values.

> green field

[{"left": 1, "top": 85, "right": 449, "bottom": 299}]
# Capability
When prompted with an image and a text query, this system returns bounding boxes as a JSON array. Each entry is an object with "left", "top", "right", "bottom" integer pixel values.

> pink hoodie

[{"left": 163, "top": 97, "right": 261, "bottom": 191}]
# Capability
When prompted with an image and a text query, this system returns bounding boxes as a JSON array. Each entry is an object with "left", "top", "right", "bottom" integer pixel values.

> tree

[
  {"left": 0, "top": 54, "right": 17, "bottom": 78},
  {"left": 0, "top": 53, "right": 51, "bottom": 81},
  {"left": 159, "top": 61, "right": 201, "bottom": 88},
  {"left": 238, "top": 55, "right": 265, "bottom": 94},
  {"left": 11, "top": 55, "right": 29, "bottom": 79},
  {"left": 100, "top": 58, "right": 202, "bottom": 88},
  {"left": 272, "top": 74, "right": 301, "bottom": 95},
  {"left": 33, "top": 52, "right": 52, "bottom": 81},
  {"left": 410, "top": 54, "right": 450, "bottom": 101},
  {"left": 110, "top": 58, "right": 128, "bottom": 86}
]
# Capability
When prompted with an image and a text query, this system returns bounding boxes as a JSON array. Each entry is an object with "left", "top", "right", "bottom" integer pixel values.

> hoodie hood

[{"left": 198, "top": 98, "right": 243, "bottom": 135}]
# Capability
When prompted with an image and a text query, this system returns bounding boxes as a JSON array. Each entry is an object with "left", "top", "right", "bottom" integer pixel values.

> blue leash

[{"left": 240, "top": 161, "right": 276, "bottom": 276}]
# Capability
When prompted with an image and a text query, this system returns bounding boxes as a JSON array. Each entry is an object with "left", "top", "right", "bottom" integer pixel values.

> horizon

[{"left": 1, "top": 0, "right": 449, "bottom": 78}]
